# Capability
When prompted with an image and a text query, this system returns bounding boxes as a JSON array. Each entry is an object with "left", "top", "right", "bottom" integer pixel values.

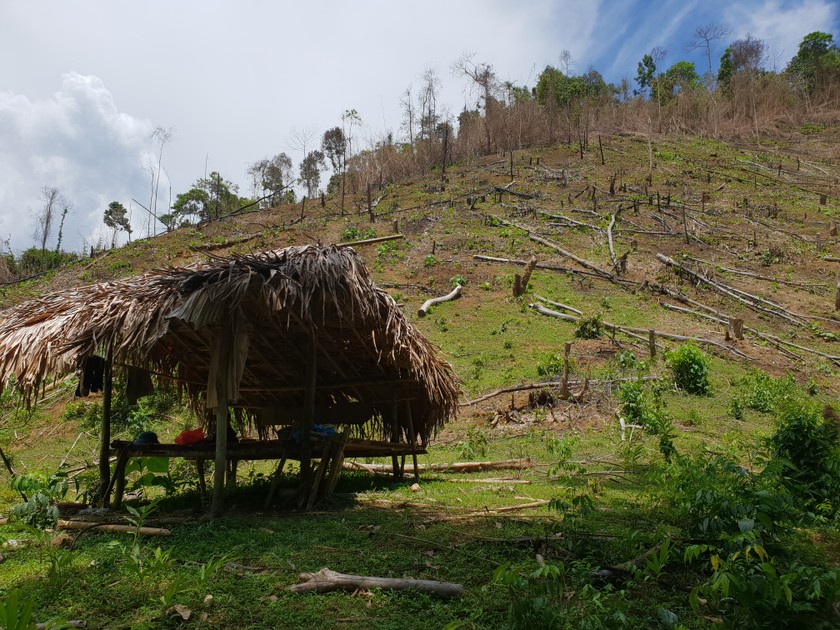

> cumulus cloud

[
  {"left": 726, "top": 0, "right": 838, "bottom": 66},
  {"left": 0, "top": 73, "right": 163, "bottom": 252}
]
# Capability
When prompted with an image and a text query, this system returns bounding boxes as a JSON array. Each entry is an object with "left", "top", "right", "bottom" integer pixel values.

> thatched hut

[{"left": 0, "top": 244, "right": 460, "bottom": 512}]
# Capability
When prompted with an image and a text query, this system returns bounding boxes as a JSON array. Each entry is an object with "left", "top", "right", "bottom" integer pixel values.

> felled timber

[
  {"left": 56, "top": 520, "right": 171, "bottom": 536},
  {"left": 418, "top": 284, "right": 462, "bottom": 317},
  {"left": 290, "top": 567, "right": 464, "bottom": 598},
  {"left": 344, "top": 457, "right": 533, "bottom": 474}
]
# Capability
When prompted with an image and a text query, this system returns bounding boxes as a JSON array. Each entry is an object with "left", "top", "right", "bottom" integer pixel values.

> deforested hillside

[{"left": 3, "top": 128, "right": 840, "bottom": 628}]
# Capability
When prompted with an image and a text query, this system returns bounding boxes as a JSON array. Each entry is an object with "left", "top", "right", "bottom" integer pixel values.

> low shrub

[{"left": 667, "top": 343, "right": 709, "bottom": 395}]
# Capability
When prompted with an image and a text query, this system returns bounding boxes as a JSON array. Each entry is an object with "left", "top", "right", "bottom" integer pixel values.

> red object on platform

[{"left": 175, "top": 427, "right": 205, "bottom": 445}]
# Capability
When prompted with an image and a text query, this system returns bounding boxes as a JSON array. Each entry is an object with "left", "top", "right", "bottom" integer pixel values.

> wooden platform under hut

[{"left": 0, "top": 245, "right": 460, "bottom": 514}]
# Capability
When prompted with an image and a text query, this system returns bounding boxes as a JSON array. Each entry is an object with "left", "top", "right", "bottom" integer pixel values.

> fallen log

[
  {"left": 439, "top": 478, "right": 531, "bottom": 484},
  {"left": 473, "top": 254, "right": 611, "bottom": 281},
  {"left": 345, "top": 458, "right": 533, "bottom": 473},
  {"left": 425, "top": 500, "right": 551, "bottom": 523},
  {"left": 290, "top": 567, "right": 464, "bottom": 598},
  {"left": 681, "top": 255, "right": 828, "bottom": 290},
  {"left": 656, "top": 253, "right": 808, "bottom": 327},
  {"left": 56, "top": 520, "right": 171, "bottom": 537},
  {"left": 607, "top": 212, "right": 619, "bottom": 270},
  {"left": 418, "top": 284, "right": 462, "bottom": 317},
  {"left": 337, "top": 233, "right": 404, "bottom": 248},
  {"left": 531, "top": 303, "right": 750, "bottom": 359}
]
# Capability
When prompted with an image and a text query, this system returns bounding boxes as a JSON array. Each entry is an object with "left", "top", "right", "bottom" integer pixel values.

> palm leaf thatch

[{"left": 0, "top": 245, "right": 460, "bottom": 443}]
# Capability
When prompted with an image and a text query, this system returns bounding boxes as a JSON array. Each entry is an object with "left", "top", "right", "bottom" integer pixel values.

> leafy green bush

[
  {"left": 423, "top": 254, "right": 439, "bottom": 268},
  {"left": 9, "top": 471, "right": 70, "bottom": 529},
  {"left": 769, "top": 397, "right": 840, "bottom": 511},
  {"left": 450, "top": 274, "right": 467, "bottom": 288},
  {"left": 667, "top": 343, "right": 709, "bottom": 395},
  {"left": 536, "top": 352, "right": 565, "bottom": 377},
  {"left": 340, "top": 225, "right": 376, "bottom": 241},
  {"left": 456, "top": 427, "right": 489, "bottom": 460},
  {"left": 574, "top": 313, "right": 603, "bottom": 339},
  {"left": 618, "top": 380, "right": 676, "bottom": 461},
  {"left": 739, "top": 370, "right": 799, "bottom": 414}
]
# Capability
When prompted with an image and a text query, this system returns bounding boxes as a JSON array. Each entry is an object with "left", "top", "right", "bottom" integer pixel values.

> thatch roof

[{"left": 0, "top": 245, "right": 460, "bottom": 443}]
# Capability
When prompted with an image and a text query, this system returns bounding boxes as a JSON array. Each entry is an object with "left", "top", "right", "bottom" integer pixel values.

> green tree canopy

[
  {"left": 299, "top": 150, "right": 325, "bottom": 198},
  {"left": 785, "top": 31, "right": 840, "bottom": 96},
  {"left": 103, "top": 201, "right": 131, "bottom": 247},
  {"left": 170, "top": 171, "right": 241, "bottom": 225},
  {"left": 321, "top": 127, "right": 346, "bottom": 174},
  {"left": 535, "top": 66, "right": 610, "bottom": 109}
]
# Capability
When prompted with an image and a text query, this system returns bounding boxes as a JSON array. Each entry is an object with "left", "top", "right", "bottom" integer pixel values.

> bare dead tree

[
  {"left": 33, "top": 186, "right": 64, "bottom": 252},
  {"left": 452, "top": 53, "right": 499, "bottom": 152},
  {"left": 151, "top": 126, "right": 174, "bottom": 228},
  {"left": 687, "top": 23, "right": 731, "bottom": 85},
  {"left": 400, "top": 85, "right": 415, "bottom": 146}
]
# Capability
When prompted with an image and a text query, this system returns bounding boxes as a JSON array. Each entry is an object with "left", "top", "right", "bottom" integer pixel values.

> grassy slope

[{"left": 1, "top": 129, "right": 840, "bottom": 628}]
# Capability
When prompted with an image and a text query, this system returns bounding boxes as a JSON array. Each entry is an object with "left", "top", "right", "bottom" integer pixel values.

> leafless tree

[
  {"left": 417, "top": 67, "right": 441, "bottom": 142},
  {"left": 558, "top": 49, "right": 574, "bottom": 75},
  {"left": 151, "top": 126, "right": 174, "bottom": 226},
  {"left": 400, "top": 85, "right": 415, "bottom": 145},
  {"left": 452, "top": 53, "right": 501, "bottom": 152},
  {"left": 687, "top": 23, "right": 731, "bottom": 82},
  {"left": 32, "top": 186, "right": 65, "bottom": 251}
]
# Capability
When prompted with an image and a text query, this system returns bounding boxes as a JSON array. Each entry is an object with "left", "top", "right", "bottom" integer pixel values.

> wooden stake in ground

[{"left": 290, "top": 568, "right": 464, "bottom": 598}]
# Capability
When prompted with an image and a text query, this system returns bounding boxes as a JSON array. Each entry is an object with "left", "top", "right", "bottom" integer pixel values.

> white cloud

[
  {"left": 726, "top": 0, "right": 838, "bottom": 66},
  {"left": 0, "top": 73, "right": 163, "bottom": 252}
]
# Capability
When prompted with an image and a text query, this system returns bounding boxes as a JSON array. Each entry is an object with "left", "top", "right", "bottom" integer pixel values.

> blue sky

[{"left": 0, "top": 0, "right": 837, "bottom": 252}]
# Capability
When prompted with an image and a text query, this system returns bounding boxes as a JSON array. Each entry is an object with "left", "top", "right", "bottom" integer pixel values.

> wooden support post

[
  {"left": 405, "top": 401, "right": 420, "bottom": 482},
  {"left": 324, "top": 430, "right": 350, "bottom": 497},
  {"left": 298, "top": 335, "right": 317, "bottom": 508},
  {"left": 648, "top": 330, "right": 656, "bottom": 358},
  {"left": 509, "top": 150, "right": 514, "bottom": 179},
  {"left": 211, "top": 406, "right": 229, "bottom": 516},
  {"left": 300, "top": 196, "right": 306, "bottom": 220},
  {"left": 598, "top": 135, "right": 605, "bottom": 165},
  {"left": 110, "top": 451, "right": 130, "bottom": 509},
  {"left": 211, "top": 324, "right": 231, "bottom": 517},
  {"left": 99, "top": 346, "right": 113, "bottom": 507},
  {"left": 390, "top": 378, "right": 402, "bottom": 481},
  {"left": 367, "top": 183, "right": 373, "bottom": 221},
  {"left": 392, "top": 219, "right": 399, "bottom": 234},
  {"left": 681, "top": 204, "right": 689, "bottom": 244},
  {"left": 307, "top": 440, "right": 334, "bottom": 511},
  {"left": 264, "top": 458, "right": 287, "bottom": 510}
]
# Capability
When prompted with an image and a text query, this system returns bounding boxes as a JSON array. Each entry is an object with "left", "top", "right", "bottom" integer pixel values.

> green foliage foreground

[{"left": 2, "top": 364, "right": 840, "bottom": 628}]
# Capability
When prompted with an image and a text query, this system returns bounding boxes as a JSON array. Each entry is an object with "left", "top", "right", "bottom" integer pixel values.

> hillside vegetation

[{"left": 3, "top": 128, "right": 840, "bottom": 628}]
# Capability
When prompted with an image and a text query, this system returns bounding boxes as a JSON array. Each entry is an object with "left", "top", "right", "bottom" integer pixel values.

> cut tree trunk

[
  {"left": 418, "top": 284, "right": 462, "bottom": 317},
  {"left": 56, "top": 520, "right": 171, "bottom": 536},
  {"left": 344, "top": 458, "right": 533, "bottom": 474},
  {"left": 290, "top": 568, "right": 464, "bottom": 598},
  {"left": 513, "top": 256, "right": 538, "bottom": 297}
]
